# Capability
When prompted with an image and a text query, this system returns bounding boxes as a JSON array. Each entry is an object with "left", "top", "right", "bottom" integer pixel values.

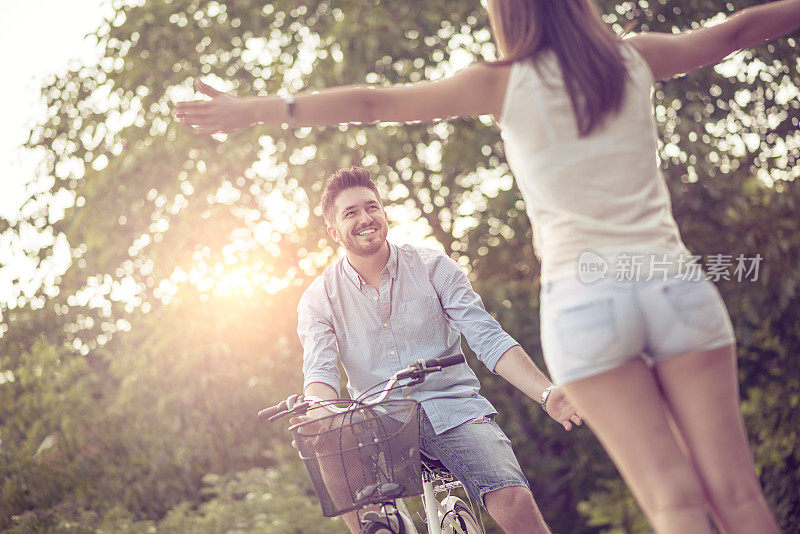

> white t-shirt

[{"left": 497, "top": 43, "right": 691, "bottom": 282}]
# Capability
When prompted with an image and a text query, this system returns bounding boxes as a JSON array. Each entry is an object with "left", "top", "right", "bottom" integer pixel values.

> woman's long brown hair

[{"left": 488, "top": 0, "right": 628, "bottom": 136}]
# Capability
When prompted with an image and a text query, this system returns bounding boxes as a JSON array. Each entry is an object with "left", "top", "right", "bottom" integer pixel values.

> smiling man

[{"left": 297, "top": 166, "right": 581, "bottom": 534}]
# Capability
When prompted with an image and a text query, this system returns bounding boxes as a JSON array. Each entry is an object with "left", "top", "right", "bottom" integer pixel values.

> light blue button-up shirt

[{"left": 297, "top": 242, "right": 520, "bottom": 434}]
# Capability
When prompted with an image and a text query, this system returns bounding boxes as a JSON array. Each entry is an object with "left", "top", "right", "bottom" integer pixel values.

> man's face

[{"left": 327, "top": 186, "right": 388, "bottom": 257}]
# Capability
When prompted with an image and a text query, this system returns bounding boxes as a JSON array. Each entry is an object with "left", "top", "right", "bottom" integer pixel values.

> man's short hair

[{"left": 320, "top": 166, "right": 381, "bottom": 223}]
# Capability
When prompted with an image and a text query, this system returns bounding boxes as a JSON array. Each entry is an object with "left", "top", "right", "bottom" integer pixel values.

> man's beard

[{"left": 342, "top": 224, "right": 387, "bottom": 256}]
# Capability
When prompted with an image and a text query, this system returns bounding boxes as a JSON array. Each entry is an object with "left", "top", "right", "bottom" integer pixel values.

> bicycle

[{"left": 259, "top": 354, "right": 484, "bottom": 534}]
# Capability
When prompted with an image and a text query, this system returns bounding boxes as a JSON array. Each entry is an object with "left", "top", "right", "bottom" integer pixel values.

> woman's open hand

[{"left": 174, "top": 79, "right": 256, "bottom": 135}]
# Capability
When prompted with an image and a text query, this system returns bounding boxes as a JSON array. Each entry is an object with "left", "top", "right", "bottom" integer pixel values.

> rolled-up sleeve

[
  {"left": 297, "top": 285, "right": 341, "bottom": 393},
  {"left": 430, "top": 255, "right": 519, "bottom": 373}
]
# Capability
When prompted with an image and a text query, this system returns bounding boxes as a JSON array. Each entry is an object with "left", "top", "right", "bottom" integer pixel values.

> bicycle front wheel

[{"left": 441, "top": 499, "right": 482, "bottom": 534}]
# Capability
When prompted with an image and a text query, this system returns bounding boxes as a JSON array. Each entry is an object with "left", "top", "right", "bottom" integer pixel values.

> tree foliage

[{"left": 1, "top": 0, "right": 799, "bottom": 532}]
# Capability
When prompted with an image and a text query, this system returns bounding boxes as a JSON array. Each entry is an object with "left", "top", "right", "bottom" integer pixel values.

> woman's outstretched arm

[
  {"left": 628, "top": 0, "right": 800, "bottom": 80},
  {"left": 174, "top": 62, "right": 510, "bottom": 136}
]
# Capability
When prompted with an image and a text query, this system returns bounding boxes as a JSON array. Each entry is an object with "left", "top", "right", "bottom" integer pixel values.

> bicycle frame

[{"left": 365, "top": 465, "right": 480, "bottom": 534}]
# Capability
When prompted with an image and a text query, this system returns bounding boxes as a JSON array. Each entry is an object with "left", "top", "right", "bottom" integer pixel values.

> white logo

[{"left": 577, "top": 251, "right": 609, "bottom": 284}]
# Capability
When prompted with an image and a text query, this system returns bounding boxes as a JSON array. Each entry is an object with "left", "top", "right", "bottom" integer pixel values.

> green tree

[{"left": 1, "top": 1, "right": 798, "bottom": 532}]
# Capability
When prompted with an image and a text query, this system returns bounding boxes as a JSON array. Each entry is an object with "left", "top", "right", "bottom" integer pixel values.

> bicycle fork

[
  {"left": 389, "top": 471, "right": 441, "bottom": 534},
  {"left": 421, "top": 471, "right": 442, "bottom": 534}
]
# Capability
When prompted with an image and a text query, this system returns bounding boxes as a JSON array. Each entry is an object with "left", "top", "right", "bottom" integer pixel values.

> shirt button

[
  {"left": 390, "top": 350, "right": 395, "bottom": 355},
  {"left": 383, "top": 323, "right": 389, "bottom": 328},
  {"left": 373, "top": 296, "right": 378, "bottom": 301}
]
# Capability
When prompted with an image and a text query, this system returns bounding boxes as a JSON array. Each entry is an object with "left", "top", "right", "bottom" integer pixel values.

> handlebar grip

[
  {"left": 425, "top": 354, "right": 466, "bottom": 368},
  {"left": 396, "top": 354, "right": 466, "bottom": 381}
]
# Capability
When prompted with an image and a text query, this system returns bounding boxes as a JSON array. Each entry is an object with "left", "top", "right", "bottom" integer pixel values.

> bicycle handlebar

[
  {"left": 396, "top": 354, "right": 465, "bottom": 379},
  {"left": 260, "top": 354, "right": 467, "bottom": 423}
]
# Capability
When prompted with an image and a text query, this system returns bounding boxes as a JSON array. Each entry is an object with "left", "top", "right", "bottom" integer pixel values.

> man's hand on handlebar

[
  {"left": 544, "top": 386, "right": 583, "bottom": 431},
  {"left": 258, "top": 394, "right": 336, "bottom": 450}
]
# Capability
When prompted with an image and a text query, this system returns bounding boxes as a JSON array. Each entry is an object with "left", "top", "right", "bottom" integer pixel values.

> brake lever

[
  {"left": 267, "top": 410, "right": 291, "bottom": 423},
  {"left": 266, "top": 400, "right": 312, "bottom": 423},
  {"left": 401, "top": 362, "right": 443, "bottom": 386},
  {"left": 405, "top": 375, "right": 424, "bottom": 386}
]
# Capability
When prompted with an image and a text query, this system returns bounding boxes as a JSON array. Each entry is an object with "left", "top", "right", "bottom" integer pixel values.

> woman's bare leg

[
  {"left": 653, "top": 345, "right": 779, "bottom": 534},
  {"left": 563, "top": 358, "right": 713, "bottom": 534}
]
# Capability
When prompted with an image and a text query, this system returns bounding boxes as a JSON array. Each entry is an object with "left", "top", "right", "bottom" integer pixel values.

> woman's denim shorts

[{"left": 540, "top": 276, "right": 736, "bottom": 384}]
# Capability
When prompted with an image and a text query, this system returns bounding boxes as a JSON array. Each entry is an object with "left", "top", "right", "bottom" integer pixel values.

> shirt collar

[{"left": 341, "top": 242, "right": 398, "bottom": 290}]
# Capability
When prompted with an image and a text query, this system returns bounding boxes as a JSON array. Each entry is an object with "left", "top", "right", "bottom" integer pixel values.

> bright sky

[
  {"left": 0, "top": 0, "right": 111, "bottom": 221},
  {"left": 0, "top": 0, "right": 112, "bottom": 310}
]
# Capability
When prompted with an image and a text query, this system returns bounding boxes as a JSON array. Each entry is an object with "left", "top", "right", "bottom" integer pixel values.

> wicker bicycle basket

[{"left": 290, "top": 398, "right": 422, "bottom": 517}]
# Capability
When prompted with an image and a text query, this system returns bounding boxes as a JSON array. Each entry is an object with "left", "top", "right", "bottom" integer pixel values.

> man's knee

[
  {"left": 484, "top": 485, "right": 536, "bottom": 514},
  {"left": 485, "top": 486, "right": 549, "bottom": 533}
]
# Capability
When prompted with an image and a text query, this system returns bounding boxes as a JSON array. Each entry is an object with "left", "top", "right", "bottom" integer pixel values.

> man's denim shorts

[
  {"left": 540, "top": 276, "right": 736, "bottom": 384},
  {"left": 419, "top": 409, "right": 530, "bottom": 508}
]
